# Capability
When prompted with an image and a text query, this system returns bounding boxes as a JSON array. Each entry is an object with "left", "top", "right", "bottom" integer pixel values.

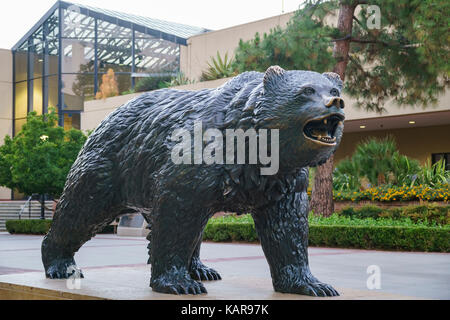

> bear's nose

[{"left": 325, "top": 97, "right": 345, "bottom": 109}]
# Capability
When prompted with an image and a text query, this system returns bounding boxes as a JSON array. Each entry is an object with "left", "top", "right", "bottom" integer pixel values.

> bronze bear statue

[{"left": 42, "top": 66, "right": 345, "bottom": 297}]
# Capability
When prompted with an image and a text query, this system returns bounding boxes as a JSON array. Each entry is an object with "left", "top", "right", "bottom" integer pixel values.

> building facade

[
  {"left": 10, "top": 1, "right": 208, "bottom": 135},
  {"left": 0, "top": 49, "right": 13, "bottom": 200}
]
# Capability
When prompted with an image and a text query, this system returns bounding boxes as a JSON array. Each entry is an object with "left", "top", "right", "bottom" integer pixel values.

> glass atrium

[{"left": 12, "top": 1, "right": 207, "bottom": 133}]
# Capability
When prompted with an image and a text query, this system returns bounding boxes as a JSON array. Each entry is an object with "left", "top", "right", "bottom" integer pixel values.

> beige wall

[
  {"left": 0, "top": 48, "right": 13, "bottom": 199},
  {"left": 81, "top": 78, "right": 230, "bottom": 131},
  {"left": 180, "top": 12, "right": 294, "bottom": 81},
  {"left": 335, "top": 124, "right": 450, "bottom": 165},
  {"left": 342, "top": 91, "right": 450, "bottom": 123}
]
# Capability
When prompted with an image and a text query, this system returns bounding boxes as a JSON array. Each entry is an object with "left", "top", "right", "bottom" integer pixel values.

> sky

[{"left": 0, "top": 0, "right": 305, "bottom": 49}]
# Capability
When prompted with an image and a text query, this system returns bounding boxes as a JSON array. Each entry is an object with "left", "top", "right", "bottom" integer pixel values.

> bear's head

[{"left": 253, "top": 66, "right": 345, "bottom": 169}]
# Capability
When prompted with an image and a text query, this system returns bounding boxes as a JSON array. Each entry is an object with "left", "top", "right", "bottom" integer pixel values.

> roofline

[
  {"left": 187, "top": 11, "right": 295, "bottom": 41},
  {"left": 12, "top": 0, "right": 202, "bottom": 51},
  {"left": 11, "top": 0, "right": 60, "bottom": 51}
]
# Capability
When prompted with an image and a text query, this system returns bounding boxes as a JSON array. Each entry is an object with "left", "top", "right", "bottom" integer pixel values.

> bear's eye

[
  {"left": 303, "top": 87, "right": 316, "bottom": 96},
  {"left": 330, "top": 89, "right": 340, "bottom": 97}
]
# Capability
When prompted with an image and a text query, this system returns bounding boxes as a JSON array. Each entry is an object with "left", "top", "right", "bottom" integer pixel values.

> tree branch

[
  {"left": 331, "top": 35, "right": 406, "bottom": 48},
  {"left": 350, "top": 38, "right": 389, "bottom": 45},
  {"left": 348, "top": 55, "right": 368, "bottom": 74},
  {"left": 352, "top": 15, "right": 366, "bottom": 30}
]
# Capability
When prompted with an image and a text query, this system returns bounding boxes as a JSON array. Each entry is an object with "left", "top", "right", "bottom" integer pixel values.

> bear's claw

[
  {"left": 190, "top": 259, "right": 222, "bottom": 281},
  {"left": 151, "top": 267, "right": 208, "bottom": 295},
  {"left": 152, "top": 276, "right": 207, "bottom": 295},
  {"left": 278, "top": 281, "right": 340, "bottom": 297}
]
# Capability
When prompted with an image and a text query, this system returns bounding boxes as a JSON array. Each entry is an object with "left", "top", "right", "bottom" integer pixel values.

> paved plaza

[{"left": 0, "top": 232, "right": 449, "bottom": 299}]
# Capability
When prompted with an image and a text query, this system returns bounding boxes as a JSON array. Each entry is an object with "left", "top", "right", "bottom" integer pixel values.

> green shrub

[
  {"left": 135, "top": 76, "right": 172, "bottom": 93},
  {"left": 333, "top": 137, "right": 448, "bottom": 192},
  {"left": 6, "top": 219, "right": 116, "bottom": 235},
  {"left": 398, "top": 204, "right": 449, "bottom": 225},
  {"left": 309, "top": 213, "right": 439, "bottom": 227},
  {"left": 309, "top": 225, "right": 449, "bottom": 252},
  {"left": 336, "top": 204, "right": 449, "bottom": 226},
  {"left": 203, "top": 214, "right": 450, "bottom": 252},
  {"left": 200, "top": 52, "right": 236, "bottom": 81},
  {"left": 6, "top": 219, "right": 52, "bottom": 235},
  {"left": 164, "top": 73, "right": 195, "bottom": 87},
  {"left": 416, "top": 159, "right": 450, "bottom": 187},
  {"left": 340, "top": 205, "right": 383, "bottom": 219},
  {"left": 204, "top": 220, "right": 258, "bottom": 242}
]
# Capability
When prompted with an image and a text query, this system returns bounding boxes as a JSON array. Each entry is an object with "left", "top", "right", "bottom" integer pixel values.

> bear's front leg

[{"left": 252, "top": 192, "right": 339, "bottom": 297}]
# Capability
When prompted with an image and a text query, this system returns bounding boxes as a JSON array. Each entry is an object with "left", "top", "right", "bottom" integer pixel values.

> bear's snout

[{"left": 325, "top": 97, "right": 345, "bottom": 109}]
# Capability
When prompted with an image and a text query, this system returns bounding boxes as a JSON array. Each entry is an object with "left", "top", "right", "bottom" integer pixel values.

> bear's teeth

[{"left": 318, "top": 136, "right": 337, "bottom": 143}]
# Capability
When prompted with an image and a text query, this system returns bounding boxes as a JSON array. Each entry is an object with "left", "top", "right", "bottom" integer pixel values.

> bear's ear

[
  {"left": 323, "top": 72, "right": 343, "bottom": 91},
  {"left": 264, "top": 66, "right": 286, "bottom": 90}
]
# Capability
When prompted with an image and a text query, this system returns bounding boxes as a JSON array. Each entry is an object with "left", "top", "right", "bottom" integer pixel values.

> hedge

[
  {"left": 338, "top": 204, "right": 449, "bottom": 225},
  {"left": 6, "top": 219, "right": 52, "bottom": 235},
  {"left": 203, "top": 221, "right": 449, "bottom": 252},
  {"left": 204, "top": 222, "right": 258, "bottom": 243},
  {"left": 6, "top": 220, "right": 115, "bottom": 235},
  {"left": 308, "top": 225, "right": 449, "bottom": 252}
]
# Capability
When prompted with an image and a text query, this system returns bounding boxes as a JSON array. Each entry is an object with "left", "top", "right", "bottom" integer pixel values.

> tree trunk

[
  {"left": 311, "top": 2, "right": 357, "bottom": 217},
  {"left": 311, "top": 155, "right": 335, "bottom": 216},
  {"left": 40, "top": 194, "right": 45, "bottom": 220}
]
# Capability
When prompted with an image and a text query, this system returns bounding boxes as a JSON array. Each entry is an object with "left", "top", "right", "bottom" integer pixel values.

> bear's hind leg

[
  {"left": 42, "top": 194, "right": 123, "bottom": 279},
  {"left": 189, "top": 234, "right": 222, "bottom": 281}
]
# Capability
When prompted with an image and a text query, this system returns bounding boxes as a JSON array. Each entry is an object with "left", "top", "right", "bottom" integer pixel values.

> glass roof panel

[
  {"left": 13, "top": 1, "right": 210, "bottom": 51},
  {"left": 68, "top": 1, "right": 209, "bottom": 40}
]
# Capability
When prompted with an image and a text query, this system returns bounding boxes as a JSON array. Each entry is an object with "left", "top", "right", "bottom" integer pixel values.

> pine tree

[{"left": 233, "top": 0, "right": 449, "bottom": 216}]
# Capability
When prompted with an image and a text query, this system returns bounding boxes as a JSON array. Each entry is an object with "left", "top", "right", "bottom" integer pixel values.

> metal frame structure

[{"left": 11, "top": 0, "right": 208, "bottom": 134}]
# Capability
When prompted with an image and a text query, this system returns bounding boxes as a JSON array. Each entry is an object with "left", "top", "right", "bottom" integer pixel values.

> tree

[
  {"left": 0, "top": 110, "right": 88, "bottom": 218},
  {"left": 233, "top": 0, "right": 449, "bottom": 216},
  {"left": 72, "top": 61, "right": 132, "bottom": 98},
  {"left": 95, "top": 68, "right": 119, "bottom": 100}
]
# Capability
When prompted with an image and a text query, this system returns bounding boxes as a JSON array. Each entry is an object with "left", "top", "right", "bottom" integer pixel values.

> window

[
  {"left": 12, "top": 1, "right": 194, "bottom": 135},
  {"left": 432, "top": 153, "right": 450, "bottom": 171}
]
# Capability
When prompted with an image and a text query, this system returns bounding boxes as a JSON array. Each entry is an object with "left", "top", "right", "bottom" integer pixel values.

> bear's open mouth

[{"left": 303, "top": 114, "right": 345, "bottom": 146}]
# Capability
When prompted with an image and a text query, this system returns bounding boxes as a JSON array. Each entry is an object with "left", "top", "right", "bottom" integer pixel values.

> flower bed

[{"left": 333, "top": 184, "right": 449, "bottom": 203}]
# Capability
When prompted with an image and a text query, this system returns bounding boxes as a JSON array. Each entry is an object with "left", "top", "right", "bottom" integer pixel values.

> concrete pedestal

[{"left": 0, "top": 265, "right": 421, "bottom": 300}]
